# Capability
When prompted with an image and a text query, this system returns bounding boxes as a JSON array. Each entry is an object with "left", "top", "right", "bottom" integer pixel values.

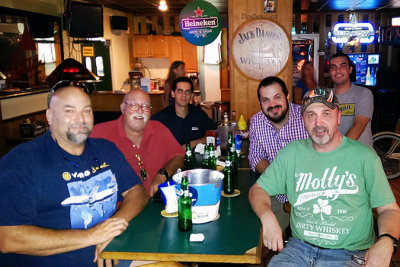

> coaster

[
  {"left": 161, "top": 210, "right": 178, "bottom": 217},
  {"left": 221, "top": 189, "right": 240, "bottom": 197}
]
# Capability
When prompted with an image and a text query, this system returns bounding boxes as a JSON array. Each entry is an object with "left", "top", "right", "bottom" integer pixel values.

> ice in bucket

[{"left": 172, "top": 169, "right": 224, "bottom": 224}]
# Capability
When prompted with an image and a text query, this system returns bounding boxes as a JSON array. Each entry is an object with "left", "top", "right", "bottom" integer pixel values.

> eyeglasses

[
  {"left": 124, "top": 102, "right": 152, "bottom": 112},
  {"left": 351, "top": 255, "right": 366, "bottom": 265},
  {"left": 135, "top": 154, "right": 148, "bottom": 180},
  {"left": 175, "top": 89, "right": 192, "bottom": 95}
]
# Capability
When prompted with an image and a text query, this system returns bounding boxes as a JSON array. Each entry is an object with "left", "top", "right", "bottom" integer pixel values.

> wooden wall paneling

[
  {"left": 220, "top": 28, "right": 229, "bottom": 90},
  {"left": 151, "top": 15, "right": 158, "bottom": 33},
  {"left": 163, "top": 14, "right": 171, "bottom": 35},
  {"left": 228, "top": 0, "right": 293, "bottom": 122},
  {"left": 175, "top": 15, "right": 180, "bottom": 32}
]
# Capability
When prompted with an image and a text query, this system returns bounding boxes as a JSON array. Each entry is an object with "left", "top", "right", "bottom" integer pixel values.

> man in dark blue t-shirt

[
  {"left": 0, "top": 85, "right": 149, "bottom": 267},
  {"left": 151, "top": 76, "right": 215, "bottom": 148}
]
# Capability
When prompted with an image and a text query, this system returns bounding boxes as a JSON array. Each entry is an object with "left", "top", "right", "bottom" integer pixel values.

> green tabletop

[{"left": 101, "top": 169, "right": 261, "bottom": 264}]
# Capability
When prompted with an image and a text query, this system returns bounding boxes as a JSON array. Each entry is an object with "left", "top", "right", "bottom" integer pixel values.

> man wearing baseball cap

[{"left": 250, "top": 88, "right": 400, "bottom": 266}]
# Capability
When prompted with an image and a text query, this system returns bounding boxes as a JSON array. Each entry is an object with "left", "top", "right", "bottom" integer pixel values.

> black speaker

[
  {"left": 28, "top": 16, "right": 54, "bottom": 38},
  {"left": 68, "top": 1, "right": 103, "bottom": 38},
  {"left": 110, "top": 16, "right": 128, "bottom": 31}
]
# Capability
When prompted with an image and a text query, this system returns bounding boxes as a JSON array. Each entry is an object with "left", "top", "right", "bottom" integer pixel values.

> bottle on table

[
  {"left": 202, "top": 145, "right": 210, "bottom": 169},
  {"left": 178, "top": 176, "right": 192, "bottom": 232},
  {"left": 208, "top": 143, "right": 217, "bottom": 170},
  {"left": 231, "top": 110, "right": 237, "bottom": 127},
  {"left": 184, "top": 143, "right": 193, "bottom": 170},
  {"left": 222, "top": 111, "right": 230, "bottom": 126},
  {"left": 228, "top": 131, "right": 238, "bottom": 170},
  {"left": 223, "top": 154, "right": 235, "bottom": 194}
]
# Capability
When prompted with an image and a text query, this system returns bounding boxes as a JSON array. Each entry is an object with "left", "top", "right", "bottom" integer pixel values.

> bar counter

[{"left": 89, "top": 90, "right": 165, "bottom": 115}]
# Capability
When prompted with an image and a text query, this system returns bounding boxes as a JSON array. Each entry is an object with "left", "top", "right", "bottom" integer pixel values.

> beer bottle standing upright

[
  {"left": 178, "top": 176, "right": 192, "bottom": 232},
  {"left": 208, "top": 143, "right": 217, "bottom": 170},
  {"left": 184, "top": 143, "right": 193, "bottom": 170},
  {"left": 202, "top": 145, "right": 210, "bottom": 169},
  {"left": 228, "top": 131, "right": 238, "bottom": 172},
  {"left": 223, "top": 153, "right": 234, "bottom": 194}
]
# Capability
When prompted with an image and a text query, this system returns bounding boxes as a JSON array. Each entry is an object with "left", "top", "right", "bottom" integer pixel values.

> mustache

[
  {"left": 69, "top": 123, "right": 90, "bottom": 131},
  {"left": 313, "top": 126, "right": 328, "bottom": 132},
  {"left": 267, "top": 105, "right": 282, "bottom": 112},
  {"left": 128, "top": 112, "right": 148, "bottom": 121}
]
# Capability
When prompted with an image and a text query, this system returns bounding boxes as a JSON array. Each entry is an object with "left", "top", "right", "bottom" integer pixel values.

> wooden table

[{"left": 101, "top": 169, "right": 262, "bottom": 264}]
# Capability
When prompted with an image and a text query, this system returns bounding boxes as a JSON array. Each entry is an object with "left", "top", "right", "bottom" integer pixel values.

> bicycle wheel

[{"left": 372, "top": 132, "right": 400, "bottom": 179}]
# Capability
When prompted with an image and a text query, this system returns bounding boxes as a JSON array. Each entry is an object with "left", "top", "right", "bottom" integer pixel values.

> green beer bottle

[
  {"left": 184, "top": 143, "right": 193, "bottom": 170},
  {"left": 202, "top": 145, "right": 210, "bottom": 169},
  {"left": 208, "top": 143, "right": 217, "bottom": 170},
  {"left": 178, "top": 176, "right": 192, "bottom": 232},
  {"left": 228, "top": 132, "right": 238, "bottom": 173},
  {"left": 223, "top": 153, "right": 234, "bottom": 194}
]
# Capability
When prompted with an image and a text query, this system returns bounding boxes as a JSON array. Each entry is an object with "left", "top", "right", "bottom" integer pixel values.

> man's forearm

[
  {"left": 377, "top": 203, "right": 400, "bottom": 238},
  {"left": 345, "top": 116, "right": 370, "bottom": 141},
  {"left": 164, "top": 155, "right": 184, "bottom": 176},
  {"left": 189, "top": 137, "right": 207, "bottom": 149},
  {"left": 249, "top": 183, "right": 273, "bottom": 221},
  {"left": 255, "top": 160, "right": 270, "bottom": 174},
  {"left": 115, "top": 184, "right": 149, "bottom": 222},
  {"left": 0, "top": 225, "right": 93, "bottom": 256}
]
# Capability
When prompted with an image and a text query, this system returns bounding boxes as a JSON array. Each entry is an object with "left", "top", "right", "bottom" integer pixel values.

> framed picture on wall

[{"left": 264, "top": 0, "right": 276, "bottom": 12}]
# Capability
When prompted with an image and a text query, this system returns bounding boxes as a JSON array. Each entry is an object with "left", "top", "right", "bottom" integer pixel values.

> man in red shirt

[{"left": 91, "top": 89, "right": 185, "bottom": 197}]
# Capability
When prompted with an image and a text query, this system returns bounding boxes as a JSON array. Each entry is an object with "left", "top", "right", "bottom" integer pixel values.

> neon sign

[{"left": 331, "top": 22, "right": 375, "bottom": 44}]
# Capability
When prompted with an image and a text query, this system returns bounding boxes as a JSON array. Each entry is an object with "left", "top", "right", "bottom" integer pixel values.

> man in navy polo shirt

[{"left": 151, "top": 76, "right": 215, "bottom": 148}]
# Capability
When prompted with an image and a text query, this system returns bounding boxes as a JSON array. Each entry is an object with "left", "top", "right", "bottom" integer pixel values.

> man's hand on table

[
  {"left": 94, "top": 238, "right": 120, "bottom": 267},
  {"left": 261, "top": 212, "right": 284, "bottom": 252},
  {"left": 90, "top": 218, "right": 128, "bottom": 266}
]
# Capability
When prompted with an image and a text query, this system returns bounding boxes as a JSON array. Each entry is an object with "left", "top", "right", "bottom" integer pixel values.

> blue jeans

[{"left": 268, "top": 237, "right": 367, "bottom": 267}]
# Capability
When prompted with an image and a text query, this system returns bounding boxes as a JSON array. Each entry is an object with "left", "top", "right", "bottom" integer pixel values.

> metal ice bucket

[{"left": 172, "top": 169, "right": 224, "bottom": 224}]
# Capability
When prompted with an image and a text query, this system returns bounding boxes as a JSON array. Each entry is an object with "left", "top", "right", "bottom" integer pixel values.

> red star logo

[{"left": 194, "top": 7, "right": 204, "bottom": 17}]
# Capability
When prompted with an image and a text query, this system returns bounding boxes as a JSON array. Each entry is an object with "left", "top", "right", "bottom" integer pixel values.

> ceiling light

[{"left": 159, "top": 0, "right": 168, "bottom": 11}]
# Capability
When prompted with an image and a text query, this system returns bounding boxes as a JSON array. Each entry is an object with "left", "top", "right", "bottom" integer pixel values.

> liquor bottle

[
  {"left": 184, "top": 143, "right": 193, "bottom": 170},
  {"left": 222, "top": 112, "right": 230, "bottom": 126},
  {"left": 178, "top": 176, "right": 192, "bottom": 232},
  {"left": 231, "top": 110, "right": 237, "bottom": 127},
  {"left": 365, "top": 67, "right": 371, "bottom": 86},
  {"left": 208, "top": 143, "right": 217, "bottom": 170},
  {"left": 223, "top": 154, "right": 234, "bottom": 194},
  {"left": 202, "top": 145, "right": 210, "bottom": 169}
]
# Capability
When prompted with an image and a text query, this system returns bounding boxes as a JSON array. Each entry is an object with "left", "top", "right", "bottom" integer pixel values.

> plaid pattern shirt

[{"left": 249, "top": 103, "right": 309, "bottom": 202}]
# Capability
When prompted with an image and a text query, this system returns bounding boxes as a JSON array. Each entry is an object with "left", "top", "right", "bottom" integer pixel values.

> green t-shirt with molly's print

[{"left": 257, "top": 136, "right": 395, "bottom": 250}]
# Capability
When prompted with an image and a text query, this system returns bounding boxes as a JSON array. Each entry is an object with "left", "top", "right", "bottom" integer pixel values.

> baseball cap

[{"left": 301, "top": 88, "right": 339, "bottom": 113}]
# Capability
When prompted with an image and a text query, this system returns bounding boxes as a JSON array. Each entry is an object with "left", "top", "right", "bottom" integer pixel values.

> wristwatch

[
  {"left": 157, "top": 167, "right": 170, "bottom": 181},
  {"left": 379, "top": 233, "right": 398, "bottom": 252}
]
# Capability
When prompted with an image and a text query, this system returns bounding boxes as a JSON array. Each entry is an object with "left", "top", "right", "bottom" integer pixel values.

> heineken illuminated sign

[
  {"left": 179, "top": 0, "right": 221, "bottom": 46},
  {"left": 181, "top": 17, "right": 218, "bottom": 29}
]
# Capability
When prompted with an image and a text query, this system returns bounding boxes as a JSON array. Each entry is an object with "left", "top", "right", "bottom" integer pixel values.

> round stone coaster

[{"left": 221, "top": 189, "right": 241, "bottom": 197}]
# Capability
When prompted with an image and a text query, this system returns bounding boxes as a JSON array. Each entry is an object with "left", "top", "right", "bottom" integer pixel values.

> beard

[
  {"left": 309, "top": 126, "right": 331, "bottom": 145},
  {"left": 263, "top": 99, "right": 289, "bottom": 123},
  {"left": 66, "top": 123, "right": 91, "bottom": 145}
]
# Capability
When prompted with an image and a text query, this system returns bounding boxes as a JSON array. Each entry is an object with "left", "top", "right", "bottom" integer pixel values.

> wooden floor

[{"left": 390, "top": 178, "right": 400, "bottom": 267}]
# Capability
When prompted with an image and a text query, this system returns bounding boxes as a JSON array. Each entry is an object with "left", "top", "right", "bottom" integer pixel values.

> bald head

[{"left": 46, "top": 86, "right": 93, "bottom": 153}]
